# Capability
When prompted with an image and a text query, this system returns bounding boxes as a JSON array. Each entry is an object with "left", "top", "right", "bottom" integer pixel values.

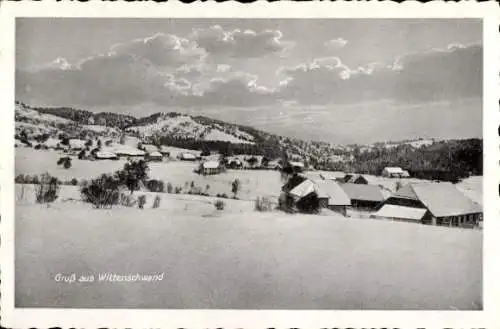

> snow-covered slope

[
  {"left": 126, "top": 113, "right": 255, "bottom": 144},
  {"left": 15, "top": 103, "right": 71, "bottom": 125}
]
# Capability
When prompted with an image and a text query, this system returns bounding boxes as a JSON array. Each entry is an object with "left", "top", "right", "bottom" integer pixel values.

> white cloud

[
  {"left": 324, "top": 38, "right": 348, "bottom": 49},
  {"left": 110, "top": 33, "right": 207, "bottom": 68},
  {"left": 278, "top": 43, "right": 482, "bottom": 105},
  {"left": 190, "top": 25, "right": 292, "bottom": 59}
]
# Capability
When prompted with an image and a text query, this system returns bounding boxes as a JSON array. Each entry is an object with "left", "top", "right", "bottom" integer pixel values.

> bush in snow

[
  {"left": 166, "top": 182, "right": 173, "bottom": 194},
  {"left": 137, "top": 195, "right": 147, "bottom": 209},
  {"left": 146, "top": 179, "right": 164, "bottom": 193},
  {"left": 120, "top": 193, "right": 137, "bottom": 207},
  {"left": 57, "top": 156, "right": 72, "bottom": 169},
  {"left": 152, "top": 195, "right": 161, "bottom": 209},
  {"left": 214, "top": 200, "right": 225, "bottom": 210},
  {"left": 81, "top": 174, "right": 120, "bottom": 209},
  {"left": 35, "top": 173, "right": 60, "bottom": 204},
  {"left": 254, "top": 196, "right": 273, "bottom": 212}
]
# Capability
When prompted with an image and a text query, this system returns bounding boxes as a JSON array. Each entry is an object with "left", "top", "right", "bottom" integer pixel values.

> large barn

[{"left": 375, "top": 182, "right": 482, "bottom": 227}]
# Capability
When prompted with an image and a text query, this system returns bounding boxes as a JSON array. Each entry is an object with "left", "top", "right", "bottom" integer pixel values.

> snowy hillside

[
  {"left": 16, "top": 103, "right": 71, "bottom": 125},
  {"left": 126, "top": 113, "right": 255, "bottom": 144}
]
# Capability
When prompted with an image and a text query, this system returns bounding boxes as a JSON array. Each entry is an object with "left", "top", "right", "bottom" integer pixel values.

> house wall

[
  {"left": 435, "top": 213, "right": 482, "bottom": 228},
  {"left": 328, "top": 205, "right": 347, "bottom": 216},
  {"left": 203, "top": 167, "right": 222, "bottom": 175},
  {"left": 318, "top": 198, "right": 329, "bottom": 209},
  {"left": 351, "top": 199, "right": 382, "bottom": 210}
]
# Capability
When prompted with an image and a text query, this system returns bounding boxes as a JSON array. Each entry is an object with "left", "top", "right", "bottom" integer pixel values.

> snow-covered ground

[
  {"left": 15, "top": 191, "right": 482, "bottom": 309},
  {"left": 15, "top": 103, "right": 71, "bottom": 125},
  {"left": 15, "top": 148, "right": 282, "bottom": 200},
  {"left": 203, "top": 129, "right": 254, "bottom": 144},
  {"left": 126, "top": 114, "right": 254, "bottom": 144}
]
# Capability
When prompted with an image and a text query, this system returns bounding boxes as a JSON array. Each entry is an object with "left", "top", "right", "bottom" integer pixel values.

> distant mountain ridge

[{"left": 15, "top": 102, "right": 483, "bottom": 180}]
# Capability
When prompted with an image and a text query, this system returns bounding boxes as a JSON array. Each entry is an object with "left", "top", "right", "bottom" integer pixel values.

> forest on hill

[{"left": 17, "top": 102, "right": 482, "bottom": 181}]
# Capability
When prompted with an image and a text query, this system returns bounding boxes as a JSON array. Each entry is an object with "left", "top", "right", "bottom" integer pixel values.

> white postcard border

[{"left": 1, "top": 2, "right": 499, "bottom": 328}]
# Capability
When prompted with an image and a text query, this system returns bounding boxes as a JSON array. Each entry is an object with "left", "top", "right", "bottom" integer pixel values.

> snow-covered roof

[
  {"left": 383, "top": 167, "right": 404, "bottom": 174},
  {"left": 96, "top": 151, "right": 117, "bottom": 159},
  {"left": 142, "top": 144, "right": 158, "bottom": 153},
  {"left": 148, "top": 151, "right": 162, "bottom": 157},
  {"left": 202, "top": 161, "right": 220, "bottom": 169},
  {"left": 411, "top": 183, "right": 482, "bottom": 217},
  {"left": 180, "top": 152, "right": 196, "bottom": 159},
  {"left": 389, "top": 182, "right": 482, "bottom": 217},
  {"left": 314, "top": 180, "right": 351, "bottom": 206},
  {"left": 115, "top": 148, "right": 145, "bottom": 156},
  {"left": 341, "top": 183, "right": 386, "bottom": 202},
  {"left": 289, "top": 161, "right": 304, "bottom": 168},
  {"left": 320, "top": 171, "right": 346, "bottom": 180},
  {"left": 376, "top": 204, "right": 427, "bottom": 221},
  {"left": 289, "top": 180, "right": 316, "bottom": 198}
]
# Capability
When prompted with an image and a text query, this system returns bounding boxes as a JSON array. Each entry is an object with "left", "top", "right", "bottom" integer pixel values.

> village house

[
  {"left": 319, "top": 171, "right": 346, "bottom": 181},
  {"left": 158, "top": 146, "right": 171, "bottom": 158},
  {"left": 289, "top": 161, "right": 305, "bottom": 172},
  {"left": 95, "top": 151, "right": 118, "bottom": 160},
  {"left": 340, "top": 183, "right": 386, "bottom": 210},
  {"left": 178, "top": 152, "right": 197, "bottom": 161},
  {"left": 146, "top": 151, "right": 163, "bottom": 162},
  {"left": 114, "top": 148, "right": 146, "bottom": 158},
  {"left": 281, "top": 175, "right": 350, "bottom": 215},
  {"left": 314, "top": 179, "right": 351, "bottom": 216},
  {"left": 200, "top": 160, "right": 224, "bottom": 175},
  {"left": 382, "top": 167, "right": 408, "bottom": 178},
  {"left": 140, "top": 144, "right": 159, "bottom": 153},
  {"left": 266, "top": 160, "right": 282, "bottom": 170},
  {"left": 375, "top": 182, "right": 482, "bottom": 228}
]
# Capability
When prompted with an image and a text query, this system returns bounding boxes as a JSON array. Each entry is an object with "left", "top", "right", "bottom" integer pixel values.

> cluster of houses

[{"left": 280, "top": 167, "right": 482, "bottom": 229}]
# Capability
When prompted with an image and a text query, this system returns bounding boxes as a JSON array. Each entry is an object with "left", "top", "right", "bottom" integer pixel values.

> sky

[{"left": 15, "top": 18, "right": 482, "bottom": 144}]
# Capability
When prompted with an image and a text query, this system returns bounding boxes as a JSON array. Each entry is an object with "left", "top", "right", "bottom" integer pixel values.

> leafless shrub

[
  {"left": 35, "top": 173, "right": 60, "bottom": 204},
  {"left": 80, "top": 174, "right": 120, "bottom": 209},
  {"left": 152, "top": 195, "right": 161, "bottom": 209},
  {"left": 255, "top": 196, "right": 273, "bottom": 212},
  {"left": 138, "top": 195, "right": 147, "bottom": 209},
  {"left": 120, "top": 193, "right": 137, "bottom": 207}
]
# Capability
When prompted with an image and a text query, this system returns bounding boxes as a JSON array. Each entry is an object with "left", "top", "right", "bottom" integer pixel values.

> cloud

[
  {"left": 392, "top": 43, "right": 482, "bottom": 102},
  {"left": 16, "top": 54, "right": 186, "bottom": 107},
  {"left": 110, "top": 33, "right": 206, "bottom": 68},
  {"left": 189, "top": 25, "right": 292, "bottom": 58},
  {"left": 16, "top": 39, "right": 481, "bottom": 111},
  {"left": 278, "top": 43, "right": 482, "bottom": 105},
  {"left": 324, "top": 38, "right": 348, "bottom": 49},
  {"left": 190, "top": 72, "right": 274, "bottom": 107}
]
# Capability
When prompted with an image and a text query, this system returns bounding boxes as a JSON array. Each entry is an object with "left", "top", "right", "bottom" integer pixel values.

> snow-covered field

[
  {"left": 15, "top": 190, "right": 482, "bottom": 309},
  {"left": 15, "top": 148, "right": 282, "bottom": 200}
]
